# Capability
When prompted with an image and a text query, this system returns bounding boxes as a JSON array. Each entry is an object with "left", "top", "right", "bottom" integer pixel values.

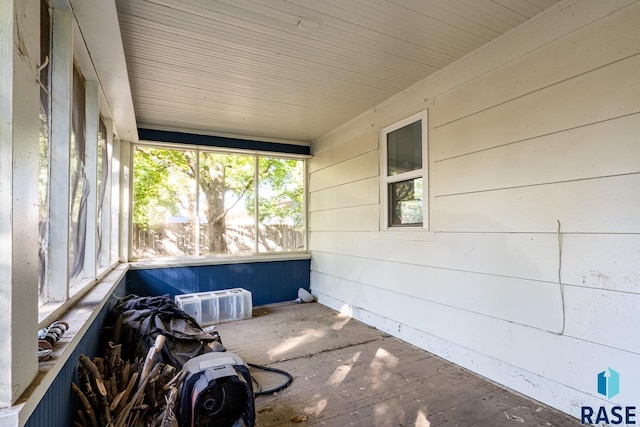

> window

[
  {"left": 37, "top": 3, "right": 121, "bottom": 314},
  {"left": 257, "top": 157, "right": 305, "bottom": 251},
  {"left": 132, "top": 145, "right": 306, "bottom": 259},
  {"left": 381, "top": 111, "right": 428, "bottom": 229},
  {"left": 132, "top": 147, "right": 197, "bottom": 257},
  {"left": 69, "top": 64, "right": 87, "bottom": 282},
  {"left": 97, "top": 117, "right": 110, "bottom": 269},
  {"left": 38, "top": 0, "right": 51, "bottom": 306}
]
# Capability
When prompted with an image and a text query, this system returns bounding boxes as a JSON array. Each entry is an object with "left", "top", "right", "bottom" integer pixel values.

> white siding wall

[{"left": 309, "top": 0, "right": 640, "bottom": 418}]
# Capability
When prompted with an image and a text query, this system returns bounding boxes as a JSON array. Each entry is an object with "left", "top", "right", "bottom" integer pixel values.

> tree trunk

[{"left": 203, "top": 162, "right": 228, "bottom": 254}]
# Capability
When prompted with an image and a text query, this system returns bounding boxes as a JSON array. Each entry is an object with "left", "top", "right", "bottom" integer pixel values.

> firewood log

[
  {"left": 80, "top": 354, "right": 108, "bottom": 397},
  {"left": 71, "top": 382, "right": 99, "bottom": 427}
]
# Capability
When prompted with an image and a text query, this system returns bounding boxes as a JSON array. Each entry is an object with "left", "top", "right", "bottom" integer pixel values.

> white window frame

[
  {"left": 38, "top": 3, "right": 121, "bottom": 323},
  {"left": 130, "top": 143, "right": 309, "bottom": 260},
  {"left": 380, "top": 110, "right": 429, "bottom": 230}
]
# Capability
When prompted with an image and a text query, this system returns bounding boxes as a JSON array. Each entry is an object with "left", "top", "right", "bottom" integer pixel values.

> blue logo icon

[{"left": 597, "top": 367, "right": 620, "bottom": 399}]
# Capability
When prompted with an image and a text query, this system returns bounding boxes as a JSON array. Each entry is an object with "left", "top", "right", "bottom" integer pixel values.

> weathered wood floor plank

[{"left": 215, "top": 303, "right": 580, "bottom": 427}]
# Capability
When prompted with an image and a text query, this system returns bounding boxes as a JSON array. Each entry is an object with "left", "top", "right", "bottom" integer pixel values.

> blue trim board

[
  {"left": 138, "top": 128, "right": 311, "bottom": 156},
  {"left": 126, "top": 259, "right": 311, "bottom": 306}
]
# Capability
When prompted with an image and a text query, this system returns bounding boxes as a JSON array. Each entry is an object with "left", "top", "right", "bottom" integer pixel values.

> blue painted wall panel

[{"left": 126, "top": 259, "right": 310, "bottom": 306}]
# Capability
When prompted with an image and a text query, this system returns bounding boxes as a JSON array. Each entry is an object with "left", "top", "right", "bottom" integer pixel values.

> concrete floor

[{"left": 215, "top": 302, "right": 582, "bottom": 427}]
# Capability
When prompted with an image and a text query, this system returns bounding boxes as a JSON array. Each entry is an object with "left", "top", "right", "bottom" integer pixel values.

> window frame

[
  {"left": 38, "top": 3, "right": 121, "bottom": 323},
  {"left": 380, "top": 110, "right": 429, "bottom": 231},
  {"left": 130, "top": 142, "right": 309, "bottom": 261}
]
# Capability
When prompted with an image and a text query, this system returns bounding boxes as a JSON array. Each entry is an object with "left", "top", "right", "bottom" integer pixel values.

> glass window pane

[
  {"left": 38, "top": 0, "right": 51, "bottom": 306},
  {"left": 257, "top": 158, "right": 305, "bottom": 252},
  {"left": 388, "top": 178, "right": 423, "bottom": 226},
  {"left": 132, "top": 147, "right": 308, "bottom": 259},
  {"left": 387, "top": 120, "right": 422, "bottom": 176},
  {"left": 199, "top": 152, "right": 255, "bottom": 255},
  {"left": 96, "top": 118, "right": 109, "bottom": 268},
  {"left": 132, "top": 147, "right": 196, "bottom": 258},
  {"left": 69, "top": 65, "right": 87, "bottom": 281}
]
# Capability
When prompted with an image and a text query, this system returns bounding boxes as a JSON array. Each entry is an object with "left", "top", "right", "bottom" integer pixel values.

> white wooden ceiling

[{"left": 115, "top": 0, "right": 562, "bottom": 143}]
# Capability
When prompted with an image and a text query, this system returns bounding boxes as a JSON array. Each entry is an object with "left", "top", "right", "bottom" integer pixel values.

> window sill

[
  {"left": 129, "top": 252, "right": 312, "bottom": 270},
  {"left": 0, "top": 264, "right": 129, "bottom": 427},
  {"left": 37, "top": 264, "right": 121, "bottom": 327}
]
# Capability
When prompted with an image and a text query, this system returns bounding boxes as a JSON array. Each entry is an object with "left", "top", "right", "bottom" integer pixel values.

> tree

[
  {"left": 133, "top": 147, "right": 193, "bottom": 227},
  {"left": 187, "top": 151, "right": 255, "bottom": 254}
]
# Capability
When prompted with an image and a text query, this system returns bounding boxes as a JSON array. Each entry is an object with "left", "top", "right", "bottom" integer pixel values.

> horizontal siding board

[
  {"left": 309, "top": 151, "right": 378, "bottom": 192},
  {"left": 310, "top": 128, "right": 377, "bottom": 173},
  {"left": 312, "top": 273, "right": 640, "bottom": 417},
  {"left": 310, "top": 230, "right": 558, "bottom": 282},
  {"left": 433, "top": 113, "right": 640, "bottom": 196},
  {"left": 431, "top": 53, "right": 640, "bottom": 161},
  {"left": 311, "top": 251, "right": 563, "bottom": 331},
  {"left": 563, "top": 285, "right": 640, "bottom": 354},
  {"left": 372, "top": 0, "right": 638, "bottom": 126},
  {"left": 311, "top": 271, "right": 640, "bottom": 411},
  {"left": 561, "top": 234, "right": 640, "bottom": 294},
  {"left": 309, "top": 177, "right": 379, "bottom": 212},
  {"left": 309, "top": 205, "right": 379, "bottom": 232},
  {"left": 431, "top": 4, "right": 640, "bottom": 128},
  {"left": 432, "top": 174, "right": 640, "bottom": 233}
]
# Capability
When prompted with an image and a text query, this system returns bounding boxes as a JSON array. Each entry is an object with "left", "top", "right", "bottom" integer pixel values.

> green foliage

[
  {"left": 133, "top": 147, "right": 194, "bottom": 228},
  {"left": 255, "top": 158, "right": 304, "bottom": 225},
  {"left": 133, "top": 147, "right": 304, "bottom": 228}
]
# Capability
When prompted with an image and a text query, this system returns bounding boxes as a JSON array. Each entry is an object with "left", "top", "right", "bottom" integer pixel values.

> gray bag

[{"left": 106, "top": 294, "right": 225, "bottom": 368}]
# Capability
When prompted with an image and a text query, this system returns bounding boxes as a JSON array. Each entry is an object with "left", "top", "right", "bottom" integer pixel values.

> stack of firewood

[{"left": 72, "top": 336, "right": 186, "bottom": 427}]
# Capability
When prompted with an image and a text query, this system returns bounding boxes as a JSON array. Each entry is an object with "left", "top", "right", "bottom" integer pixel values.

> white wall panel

[
  {"left": 312, "top": 251, "right": 563, "bottom": 331},
  {"left": 309, "top": 177, "right": 378, "bottom": 212},
  {"left": 561, "top": 234, "right": 640, "bottom": 294},
  {"left": 309, "top": 151, "right": 378, "bottom": 192},
  {"left": 309, "top": 0, "right": 640, "bottom": 418},
  {"left": 563, "top": 285, "right": 640, "bottom": 353},
  {"left": 312, "top": 273, "right": 640, "bottom": 417},
  {"left": 312, "top": 272, "right": 640, "bottom": 408},
  {"left": 432, "top": 174, "right": 640, "bottom": 233},
  {"left": 370, "top": 0, "right": 638, "bottom": 129},
  {"left": 434, "top": 113, "right": 640, "bottom": 196},
  {"left": 309, "top": 205, "right": 379, "bottom": 232},
  {"left": 310, "top": 128, "right": 377, "bottom": 173},
  {"left": 311, "top": 231, "right": 558, "bottom": 282},
  {"left": 431, "top": 3, "right": 640, "bottom": 128},
  {"left": 431, "top": 54, "right": 640, "bottom": 161}
]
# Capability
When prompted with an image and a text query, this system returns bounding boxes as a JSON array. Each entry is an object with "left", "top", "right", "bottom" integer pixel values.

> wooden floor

[{"left": 215, "top": 302, "right": 581, "bottom": 427}]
